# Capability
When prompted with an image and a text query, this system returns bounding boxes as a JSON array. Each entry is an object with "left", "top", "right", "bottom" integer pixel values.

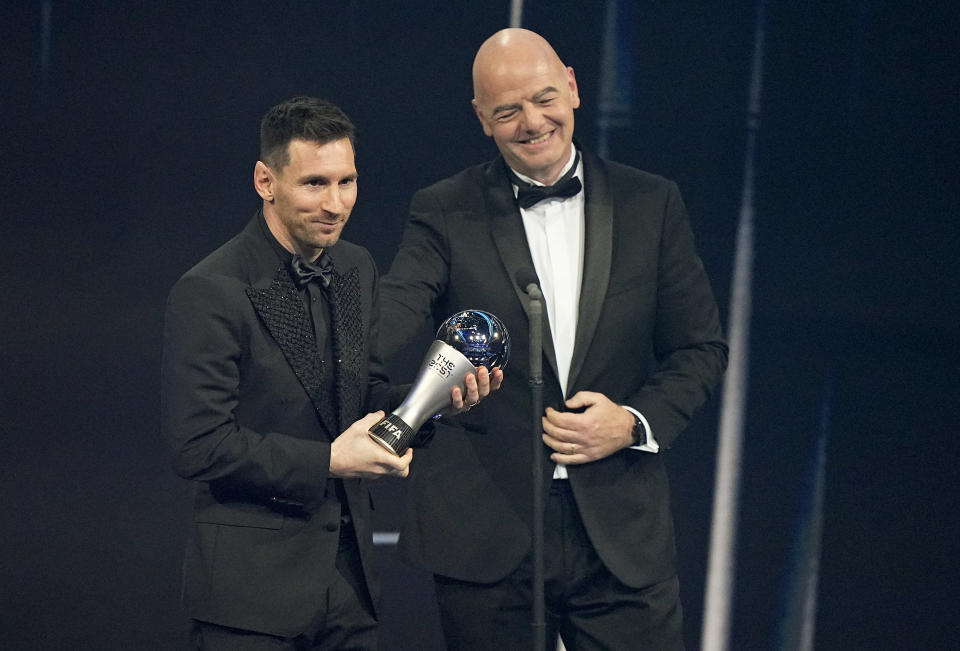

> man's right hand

[{"left": 329, "top": 411, "right": 413, "bottom": 479}]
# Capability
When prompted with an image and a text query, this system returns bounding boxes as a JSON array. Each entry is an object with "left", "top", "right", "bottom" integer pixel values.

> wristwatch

[{"left": 629, "top": 411, "right": 647, "bottom": 447}]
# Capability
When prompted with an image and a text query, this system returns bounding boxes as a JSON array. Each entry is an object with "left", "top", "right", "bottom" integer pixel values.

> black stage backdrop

[{"left": 1, "top": 2, "right": 957, "bottom": 649}]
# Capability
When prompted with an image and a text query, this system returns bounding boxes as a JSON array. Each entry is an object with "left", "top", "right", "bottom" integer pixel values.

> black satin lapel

[
  {"left": 485, "top": 161, "right": 560, "bottom": 383},
  {"left": 245, "top": 265, "right": 338, "bottom": 438},
  {"left": 569, "top": 154, "right": 613, "bottom": 389}
]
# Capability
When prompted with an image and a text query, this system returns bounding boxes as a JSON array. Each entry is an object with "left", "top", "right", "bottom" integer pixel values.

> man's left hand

[{"left": 542, "top": 391, "right": 635, "bottom": 465}]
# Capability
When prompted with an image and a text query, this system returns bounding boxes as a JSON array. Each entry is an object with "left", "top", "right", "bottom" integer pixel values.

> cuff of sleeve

[{"left": 622, "top": 405, "right": 659, "bottom": 453}]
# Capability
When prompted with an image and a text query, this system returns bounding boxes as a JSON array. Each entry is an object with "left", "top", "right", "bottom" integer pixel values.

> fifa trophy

[{"left": 368, "top": 310, "right": 510, "bottom": 455}]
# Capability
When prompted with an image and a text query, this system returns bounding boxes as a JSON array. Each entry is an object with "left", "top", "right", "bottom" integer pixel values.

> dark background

[{"left": 2, "top": 1, "right": 957, "bottom": 649}]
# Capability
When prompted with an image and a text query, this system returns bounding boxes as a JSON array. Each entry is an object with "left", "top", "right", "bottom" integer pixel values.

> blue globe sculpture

[{"left": 436, "top": 310, "right": 510, "bottom": 371}]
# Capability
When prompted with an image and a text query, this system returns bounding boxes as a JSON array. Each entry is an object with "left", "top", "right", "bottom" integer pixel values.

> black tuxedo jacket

[
  {"left": 380, "top": 150, "right": 727, "bottom": 588},
  {"left": 161, "top": 213, "right": 393, "bottom": 636}
]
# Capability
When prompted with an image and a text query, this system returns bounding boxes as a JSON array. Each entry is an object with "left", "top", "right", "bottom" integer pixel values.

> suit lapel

[
  {"left": 246, "top": 265, "right": 339, "bottom": 438},
  {"left": 485, "top": 160, "right": 560, "bottom": 383},
  {"left": 568, "top": 152, "right": 613, "bottom": 390},
  {"left": 324, "top": 249, "right": 364, "bottom": 438}
]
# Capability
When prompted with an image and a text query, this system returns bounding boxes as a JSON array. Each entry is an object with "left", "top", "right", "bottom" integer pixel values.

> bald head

[
  {"left": 470, "top": 29, "right": 580, "bottom": 185},
  {"left": 472, "top": 29, "right": 567, "bottom": 103}
]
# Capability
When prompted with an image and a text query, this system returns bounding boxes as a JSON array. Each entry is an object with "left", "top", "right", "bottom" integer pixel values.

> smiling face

[
  {"left": 254, "top": 137, "right": 358, "bottom": 260},
  {"left": 472, "top": 29, "right": 580, "bottom": 185}
]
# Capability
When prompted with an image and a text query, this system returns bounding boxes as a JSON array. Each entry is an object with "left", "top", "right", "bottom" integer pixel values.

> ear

[
  {"left": 472, "top": 99, "right": 494, "bottom": 137},
  {"left": 253, "top": 161, "right": 275, "bottom": 202},
  {"left": 567, "top": 67, "right": 581, "bottom": 110}
]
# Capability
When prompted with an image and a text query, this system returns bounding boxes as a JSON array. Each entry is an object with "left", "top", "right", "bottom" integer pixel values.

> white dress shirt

[{"left": 508, "top": 145, "right": 659, "bottom": 479}]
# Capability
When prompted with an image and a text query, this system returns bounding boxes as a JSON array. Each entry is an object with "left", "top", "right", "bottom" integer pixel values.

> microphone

[
  {"left": 515, "top": 266, "right": 547, "bottom": 647},
  {"left": 515, "top": 268, "right": 541, "bottom": 298}
]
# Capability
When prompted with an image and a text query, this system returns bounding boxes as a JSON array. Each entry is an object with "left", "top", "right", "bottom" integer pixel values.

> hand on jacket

[{"left": 542, "top": 391, "right": 635, "bottom": 465}]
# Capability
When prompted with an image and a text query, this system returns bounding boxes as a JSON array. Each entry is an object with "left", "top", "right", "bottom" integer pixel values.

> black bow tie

[
  {"left": 290, "top": 252, "right": 333, "bottom": 288},
  {"left": 507, "top": 152, "right": 583, "bottom": 209}
]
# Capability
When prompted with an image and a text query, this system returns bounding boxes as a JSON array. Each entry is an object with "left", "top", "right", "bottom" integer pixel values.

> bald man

[{"left": 380, "top": 29, "right": 727, "bottom": 650}]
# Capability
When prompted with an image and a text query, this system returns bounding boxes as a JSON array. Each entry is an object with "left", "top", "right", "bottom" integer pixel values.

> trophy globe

[{"left": 436, "top": 309, "right": 511, "bottom": 371}]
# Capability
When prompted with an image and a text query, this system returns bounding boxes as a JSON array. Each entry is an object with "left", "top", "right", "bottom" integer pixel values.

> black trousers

[
  {"left": 434, "top": 480, "right": 684, "bottom": 651},
  {"left": 190, "top": 519, "right": 378, "bottom": 651}
]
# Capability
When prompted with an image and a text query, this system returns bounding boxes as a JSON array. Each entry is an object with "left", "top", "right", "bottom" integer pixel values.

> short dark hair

[{"left": 259, "top": 96, "right": 356, "bottom": 169}]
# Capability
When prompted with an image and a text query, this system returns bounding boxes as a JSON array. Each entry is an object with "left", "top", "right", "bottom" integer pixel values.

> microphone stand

[{"left": 525, "top": 282, "right": 546, "bottom": 651}]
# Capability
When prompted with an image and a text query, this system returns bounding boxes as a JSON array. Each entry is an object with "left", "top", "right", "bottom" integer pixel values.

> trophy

[{"left": 368, "top": 310, "right": 510, "bottom": 455}]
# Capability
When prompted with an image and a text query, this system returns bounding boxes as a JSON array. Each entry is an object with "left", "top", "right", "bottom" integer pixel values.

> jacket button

[{"left": 324, "top": 521, "right": 339, "bottom": 532}]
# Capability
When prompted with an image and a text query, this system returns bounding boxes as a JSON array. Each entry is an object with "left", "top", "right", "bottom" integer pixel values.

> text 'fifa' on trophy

[{"left": 368, "top": 310, "right": 510, "bottom": 455}]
